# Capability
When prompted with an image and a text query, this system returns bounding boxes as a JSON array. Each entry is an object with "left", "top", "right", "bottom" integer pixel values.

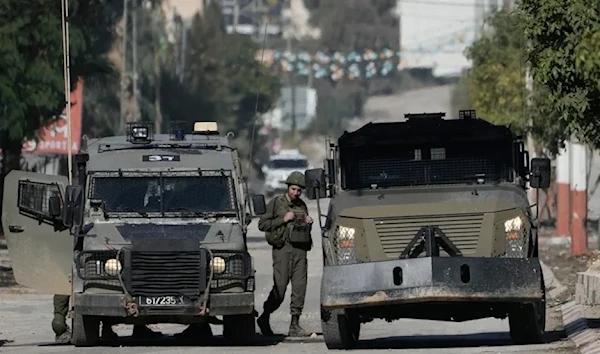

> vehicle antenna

[{"left": 61, "top": 0, "right": 73, "bottom": 184}]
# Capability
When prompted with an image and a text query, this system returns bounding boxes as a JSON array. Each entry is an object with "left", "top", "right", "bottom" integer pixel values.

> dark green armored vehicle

[
  {"left": 1, "top": 121, "right": 257, "bottom": 346},
  {"left": 304, "top": 110, "right": 551, "bottom": 349}
]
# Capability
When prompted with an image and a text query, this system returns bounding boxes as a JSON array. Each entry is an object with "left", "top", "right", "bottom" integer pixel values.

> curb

[
  {"left": 561, "top": 301, "right": 600, "bottom": 354},
  {"left": 541, "top": 261, "right": 600, "bottom": 353}
]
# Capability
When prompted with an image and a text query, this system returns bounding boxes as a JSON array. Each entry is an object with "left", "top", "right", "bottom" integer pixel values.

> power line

[{"left": 401, "top": 0, "right": 494, "bottom": 7}]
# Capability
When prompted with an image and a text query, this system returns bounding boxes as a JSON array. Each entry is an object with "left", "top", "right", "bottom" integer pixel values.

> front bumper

[
  {"left": 74, "top": 292, "right": 254, "bottom": 317},
  {"left": 321, "top": 257, "right": 543, "bottom": 309}
]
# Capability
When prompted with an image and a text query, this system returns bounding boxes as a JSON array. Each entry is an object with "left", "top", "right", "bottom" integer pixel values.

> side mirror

[
  {"left": 305, "top": 168, "right": 327, "bottom": 200},
  {"left": 63, "top": 185, "right": 85, "bottom": 228},
  {"left": 252, "top": 194, "right": 267, "bottom": 215},
  {"left": 48, "top": 196, "right": 62, "bottom": 218},
  {"left": 530, "top": 157, "right": 551, "bottom": 189}
]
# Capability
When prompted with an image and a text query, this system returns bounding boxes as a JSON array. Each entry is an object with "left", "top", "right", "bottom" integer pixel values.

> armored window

[
  {"left": 341, "top": 140, "right": 514, "bottom": 189},
  {"left": 89, "top": 171, "right": 237, "bottom": 217},
  {"left": 17, "top": 180, "right": 62, "bottom": 221}
]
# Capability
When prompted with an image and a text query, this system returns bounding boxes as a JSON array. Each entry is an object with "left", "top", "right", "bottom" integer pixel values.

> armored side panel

[{"left": 1, "top": 170, "right": 72, "bottom": 294}]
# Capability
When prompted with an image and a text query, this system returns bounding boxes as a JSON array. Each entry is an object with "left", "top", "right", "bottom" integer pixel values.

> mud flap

[{"left": 1, "top": 170, "right": 72, "bottom": 294}]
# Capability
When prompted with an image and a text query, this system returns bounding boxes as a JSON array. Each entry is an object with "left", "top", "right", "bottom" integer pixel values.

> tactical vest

[{"left": 285, "top": 202, "right": 311, "bottom": 244}]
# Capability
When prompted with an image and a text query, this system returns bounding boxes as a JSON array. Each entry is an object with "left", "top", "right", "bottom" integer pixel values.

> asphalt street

[{"left": 0, "top": 199, "right": 578, "bottom": 353}]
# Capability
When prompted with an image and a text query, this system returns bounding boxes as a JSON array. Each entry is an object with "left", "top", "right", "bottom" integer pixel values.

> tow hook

[{"left": 124, "top": 300, "right": 140, "bottom": 317}]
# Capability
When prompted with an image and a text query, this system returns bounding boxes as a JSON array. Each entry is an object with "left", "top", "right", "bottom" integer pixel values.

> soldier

[
  {"left": 256, "top": 171, "right": 313, "bottom": 337},
  {"left": 51, "top": 295, "right": 162, "bottom": 343}
]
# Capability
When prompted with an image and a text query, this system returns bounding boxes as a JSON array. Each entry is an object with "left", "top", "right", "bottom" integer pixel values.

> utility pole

[
  {"left": 233, "top": 0, "right": 239, "bottom": 34},
  {"left": 132, "top": 0, "right": 139, "bottom": 122},
  {"left": 120, "top": 0, "right": 129, "bottom": 134},
  {"left": 287, "top": 35, "right": 297, "bottom": 135},
  {"left": 153, "top": 3, "right": 162, "bottom": 134}
]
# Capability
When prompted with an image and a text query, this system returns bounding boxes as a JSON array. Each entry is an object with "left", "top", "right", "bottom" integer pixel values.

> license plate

[{"left": 139, "top": 296, "right": 185, "bottom": 306}]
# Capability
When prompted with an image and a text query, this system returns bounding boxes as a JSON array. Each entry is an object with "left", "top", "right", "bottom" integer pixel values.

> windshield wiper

[{"left": 114, "top": 207, "right": 149, "bottom": 218}]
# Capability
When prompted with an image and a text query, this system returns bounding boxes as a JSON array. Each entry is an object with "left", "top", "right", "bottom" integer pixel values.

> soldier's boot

[
  {"left": 51, "top": 314, "right": 71, "bottom": 344},
  {"left": 132, "top": 325, "right": 163, "bottom": 339},
  {"left": 257, "top": 311, "right": 275, "bottom": 336},
  {"left": 288, "top": 315, "right": 309, "bottom": 337}
]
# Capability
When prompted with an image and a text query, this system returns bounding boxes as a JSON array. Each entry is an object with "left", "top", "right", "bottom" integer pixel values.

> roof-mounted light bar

[
  {"left": 126, "top": 121, "right": 154, "bottom": 144},
  {"left": 193, "top": 121, "right": 219, "bottom": 135},
  {"left": 459, "top": 109, "right": 476, "bottom": 119}
]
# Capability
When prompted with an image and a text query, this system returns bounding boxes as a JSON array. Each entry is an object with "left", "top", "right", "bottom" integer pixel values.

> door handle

[{"left": 8, "top": 225, "right": 24, "bottom": 233}]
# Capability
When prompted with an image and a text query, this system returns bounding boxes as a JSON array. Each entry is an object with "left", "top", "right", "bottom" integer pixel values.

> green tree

[
  {"left": 464, "top": 9, "right": 528, "bottom": 133},
  {"left": 519, "top": 0, "right": 600, "bottom": 148},
  {"left": 0, "top": 0, "right": 117, "bottom": 174},
  {"left": 457, "top": 7, "right": 562, "bottom": 153}
]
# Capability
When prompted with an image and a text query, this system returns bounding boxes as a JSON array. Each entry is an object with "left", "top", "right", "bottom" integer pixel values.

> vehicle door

[{"left": 1, "top": 170, "right": 72, "bottom": 295}]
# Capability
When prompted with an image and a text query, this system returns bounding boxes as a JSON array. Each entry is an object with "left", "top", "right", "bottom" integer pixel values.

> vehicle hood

[
  {"left": 328, "top": 183, "right": 530, "bottom": 221},
  {"left": 81, "top": 219, "right": 245, "bottom": 251}
]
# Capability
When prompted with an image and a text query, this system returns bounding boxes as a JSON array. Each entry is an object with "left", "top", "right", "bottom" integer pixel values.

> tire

[
  {"left": 71, "top": 313, "right": 100, "bottom": 347},
  {"left": 223, "top": 314, "right": 256, "bottom": 345},
  {"left": 321, "top": 307, "right": 360, "bottom": 349},
  {"left": 508, "top": 276, "right": 546, "bottom": 344}
]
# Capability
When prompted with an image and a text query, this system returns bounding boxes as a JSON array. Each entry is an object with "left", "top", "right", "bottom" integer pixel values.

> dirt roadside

[{"left": 539, "top": 227, "right": 600, "bottom": 303}]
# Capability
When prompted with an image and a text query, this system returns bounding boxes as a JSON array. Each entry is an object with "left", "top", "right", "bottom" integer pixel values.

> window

[
  {"left": 90, "top": 172, "right": 236, "bottom": 217},
  {"left": 268, "top": 159, "right": 308, "bottom": 169},
  {"left": 18, "top": 181, "right": 62, "bottom": 221},
  {"left": 342, "top": 140, "right": 514, "bottom": 189}
]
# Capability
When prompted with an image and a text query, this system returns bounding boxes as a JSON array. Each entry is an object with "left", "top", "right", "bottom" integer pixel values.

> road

[{"left": 0, "top": 199, "right": 577, "bottom": 353}]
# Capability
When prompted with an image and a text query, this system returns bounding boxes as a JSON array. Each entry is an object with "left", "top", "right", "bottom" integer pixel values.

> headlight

[
  {"left": 504, "top": 216, "right": 524, "bottom": 233},
  {"left": 210, "top": 256, "right": 226, "bottom": 274},
  {"left": 104, "top": 258, "right": 122, "bottom": 276},
  {"left": 337, "top": 226, "right": 355, "bottom": 247}
]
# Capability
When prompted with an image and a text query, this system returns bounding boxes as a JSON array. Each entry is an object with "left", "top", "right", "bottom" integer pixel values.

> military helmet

[{"left": 285, "top": 171, "right": 306, "bottom": 188}]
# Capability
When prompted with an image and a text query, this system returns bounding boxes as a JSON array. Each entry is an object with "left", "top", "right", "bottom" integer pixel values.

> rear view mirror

[
  {"left": 305, "top": 168, "right": 327, "bottom": 200},
  {"left": 252, "top": 194, "right": 266, "bottom": 215},
  {"left": 48, "top": 196, "right": 62, "bottom": 218},
  {"left": 63, "top": 185, "right": 84, "bottom": 228},
  {"left": 530, "top": 157, "right": 551, "bottom": 189}
]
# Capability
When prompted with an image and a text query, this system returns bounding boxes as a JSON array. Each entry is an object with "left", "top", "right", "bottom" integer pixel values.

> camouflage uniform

[
  {"left": 257, "top": 172, "right": 312, "bottom": 337},
  {"left": 52, "top": 295, "right": 71, "bottom": 343}
]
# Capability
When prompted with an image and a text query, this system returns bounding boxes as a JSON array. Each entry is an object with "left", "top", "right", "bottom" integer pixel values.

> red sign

[{"left": 0, "top": 78, "right": 84, "bottom": 155}]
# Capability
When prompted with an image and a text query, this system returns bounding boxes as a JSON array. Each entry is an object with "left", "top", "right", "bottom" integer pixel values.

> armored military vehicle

[
  {"left": 303, "top": 110, "right": 552, "bottom": 349},
  {"left": 1, "top": 121, "right": 257, "bottom": 346}
]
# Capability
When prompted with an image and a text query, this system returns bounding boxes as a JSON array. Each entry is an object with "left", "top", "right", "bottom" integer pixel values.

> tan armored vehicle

[
  {"left": 304, "top": 110, "right": 551, "bottom": 349},
  {"left": 1, "top": 121, "right": 257, "bottom": 346}
]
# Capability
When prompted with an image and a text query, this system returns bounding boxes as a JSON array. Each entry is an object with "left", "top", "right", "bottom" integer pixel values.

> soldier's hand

[
  {"left": 283, "top": 211, "right": 295, "bottom": 222},
  {"left": 306, "top": 215, "right": 313, "bottom": 224}
]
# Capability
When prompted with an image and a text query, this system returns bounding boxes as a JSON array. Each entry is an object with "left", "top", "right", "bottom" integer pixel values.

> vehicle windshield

[
  {"left": 341, "top": 140, "right": 515, "bottom": 189},
  {"left": 91, "top": 174, "right": 236, "bottom": 216},
  {"left": 269, "top": 159, "right": 308, "bottom": 169}
]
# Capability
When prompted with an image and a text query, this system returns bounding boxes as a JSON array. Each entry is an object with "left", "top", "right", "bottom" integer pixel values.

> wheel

[
  {"left": 321, "top": 307, "right": 360, "bottom": 349},
  {"left": 508, "top": 276, "right": 546, "bottom": 344},
  {"left": 223, "top": 314, "right": 256, "bottom": 345},
  {"left": 71, "top": 313, "right": 100, "bottom": 347}
]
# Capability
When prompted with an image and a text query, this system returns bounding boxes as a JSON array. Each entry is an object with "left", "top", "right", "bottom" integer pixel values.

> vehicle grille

[
  {"left": 130, "top": 251, "right": 203, "bottom": 298},
  {"left": 374, "top": 214, "right": 483, "bottom": 258}
]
